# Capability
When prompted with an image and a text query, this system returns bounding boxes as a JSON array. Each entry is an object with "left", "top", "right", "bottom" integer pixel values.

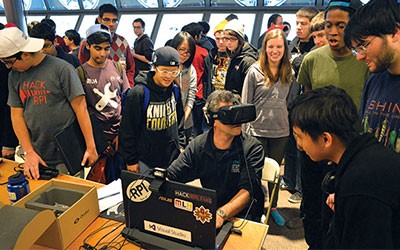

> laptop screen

[{"left": 120, "top": 170, "right": 218, "bottom": 249}]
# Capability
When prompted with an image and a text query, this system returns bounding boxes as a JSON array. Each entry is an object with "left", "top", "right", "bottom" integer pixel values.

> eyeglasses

[
  {"left": 101, "top": 17, "right": 119, "bottom": 24},
  {"left": 155, "top": 67, "right": 180, "bottom": 77},
  {"left": 352, "top": 37, "right": 376, "bottom": 56},
  {"left": 223, "top": 37, "right": 238, "bottom": 42},
  {"left": 178, "top": 48, "right": 191, "bottom": 56},
  {"left": 42, "top": 42, "right": 53, "bottom": 49},
  {"left": 1, "top": 57, "right": 18, "bottom": 68}
]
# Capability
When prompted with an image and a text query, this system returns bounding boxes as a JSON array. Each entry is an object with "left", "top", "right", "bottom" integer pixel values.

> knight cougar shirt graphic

[
  {"left": 146, "top": 95, "right": 178, "bottom": 131},
  {"left": 19, "top": 80, "right": 51, "bottom": 105}
]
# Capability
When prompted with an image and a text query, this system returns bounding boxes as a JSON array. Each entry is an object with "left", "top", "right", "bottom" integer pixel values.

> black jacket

[
  {"left": 225, "top": 42, "right": 258, "bottom": 96},
  {"left": 0, "top": 64, "right": 18, "bottom": 151},
  {"left": 119, "top": 71, "right": 184, "bottom": 168},
  {"left": 326, "top": 134, "right": 400, "bottom": 249},
  {"left": 167, "top": 130, "right": 265, "bottom": 221},
  {"left": 133, "top": 34, "right": 154, "bottom": 75}
]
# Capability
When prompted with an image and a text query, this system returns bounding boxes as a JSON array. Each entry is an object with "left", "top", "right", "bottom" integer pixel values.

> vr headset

[{"left": 210, "top": 104, "right": 256, "bottom": 125}]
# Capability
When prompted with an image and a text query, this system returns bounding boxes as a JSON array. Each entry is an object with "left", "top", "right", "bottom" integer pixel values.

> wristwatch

[{"left": 217, "top": 209, "right": 227, "bottom": 220}]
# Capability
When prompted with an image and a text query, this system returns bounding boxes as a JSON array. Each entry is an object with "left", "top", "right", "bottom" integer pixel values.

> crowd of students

[{"left": 0, "top": 0, "right": 399, "bottom": 248}]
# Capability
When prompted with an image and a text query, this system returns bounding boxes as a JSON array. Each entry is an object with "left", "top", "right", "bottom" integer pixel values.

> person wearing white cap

[
  {"left": 0, "top": 27, "right": 98, "bottom": 180},
  {"left": 223, "top": 19, "right": 258, "bottom": 96}
]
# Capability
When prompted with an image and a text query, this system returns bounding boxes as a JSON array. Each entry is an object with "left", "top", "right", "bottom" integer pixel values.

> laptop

[
  {"left": 120, "top": 170, "right": 233, "bottom": 250},
  {"left": 53, "top": 113, "right": 108, "bottom": 175}
]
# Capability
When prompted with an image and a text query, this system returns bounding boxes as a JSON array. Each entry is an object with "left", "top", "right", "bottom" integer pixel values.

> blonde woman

[{"left": 242, "top": 28, "right": 294, "bottom": 226}]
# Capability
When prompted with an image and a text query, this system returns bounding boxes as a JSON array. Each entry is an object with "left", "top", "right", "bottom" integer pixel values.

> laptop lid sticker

[
  {"left": 127, "top": 180, "right": 152, "bottom": 202},
  {"left": 144, "top": 220, "right": 192, "bottom": 242},
  {"left": 193, "top": 206, "right": 212, "bottom": 224}
]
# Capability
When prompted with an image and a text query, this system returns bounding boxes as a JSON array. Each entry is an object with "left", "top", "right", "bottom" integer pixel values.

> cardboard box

[
  {"left": 0, "top": 202, "right": 56, "bottom": 249},
  {"left": 14, "top": 179, "right": 99, "bottom": 249}
]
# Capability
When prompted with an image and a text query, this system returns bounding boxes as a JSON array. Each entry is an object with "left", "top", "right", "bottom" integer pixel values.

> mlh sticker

[{"left": 193, "top": 206, "right": 212, "bottom": 224}]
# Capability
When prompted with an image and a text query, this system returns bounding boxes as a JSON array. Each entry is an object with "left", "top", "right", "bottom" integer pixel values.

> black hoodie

[
  {"left": 119, "top": 71, "right": 184, "bottom": 168},
  {"left": 225, "top": 42, "right": 258, "bottom": 96},
  {"left": 325, "top": 134, "right": 400, "bottom": 249}
]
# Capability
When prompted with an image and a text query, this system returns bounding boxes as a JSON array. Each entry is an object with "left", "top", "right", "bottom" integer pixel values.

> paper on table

[{"left": 97, "top": 179, "right": 123, "bottom": 212}]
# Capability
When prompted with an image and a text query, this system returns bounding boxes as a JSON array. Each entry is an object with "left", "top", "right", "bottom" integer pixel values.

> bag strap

[
  {"left": 112, "top": 61, "right": 124, "bottom": 78},
  {"left": 76, "top": 65, "right": 88, "bottom": 85}
]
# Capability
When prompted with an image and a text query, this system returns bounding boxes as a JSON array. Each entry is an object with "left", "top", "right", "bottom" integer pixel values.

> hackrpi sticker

[
  {"left": 126, "top": 180, "right": 152, "bottom": 202},
  {"left": 193, "top": 206, "right": 212, "bottom": 224}
]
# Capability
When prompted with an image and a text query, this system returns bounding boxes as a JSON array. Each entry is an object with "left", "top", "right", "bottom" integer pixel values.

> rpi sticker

[
  {"left": 193, "top": 206, "right": 212, "bottom": 224},
  {"left": 126, "top": 180, "right": 151, "bottom": 202}
]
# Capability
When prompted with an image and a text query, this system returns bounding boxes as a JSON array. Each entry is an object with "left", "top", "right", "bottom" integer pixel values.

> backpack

[{"left": 138, "top": 83, "right": 180, "bottom": 115}]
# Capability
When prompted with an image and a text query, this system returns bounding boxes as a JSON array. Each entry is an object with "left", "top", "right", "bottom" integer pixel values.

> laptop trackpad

[{"left": 215, "top": 221, "right": 233, "bottom": 250}]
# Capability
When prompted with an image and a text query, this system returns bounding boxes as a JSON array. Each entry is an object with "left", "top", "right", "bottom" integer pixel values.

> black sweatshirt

[{"left": 119, "top": 71, "right": 184, "bottom": 168}]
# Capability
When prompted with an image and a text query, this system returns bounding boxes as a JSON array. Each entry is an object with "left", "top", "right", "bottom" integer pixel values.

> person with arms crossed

[
  {"left": 0, "top": 27, "right": 98, "bottom": 179},
  {"left": 291, "top": 85, "right": 400, "bottom": 249},
  {"left": 132, "top": 18, "right": 154, "bottom": 77},
  {"left": 167, "top": 90, "right": 264, "bottom": 228}
]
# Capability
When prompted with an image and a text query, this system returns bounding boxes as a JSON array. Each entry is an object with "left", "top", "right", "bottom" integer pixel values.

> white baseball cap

[
  {"left": 0, "top": 27, "right": 44, "bottom": 58},
  {"left": 86, "top": 24, "right": 111, "bottom": 38}
]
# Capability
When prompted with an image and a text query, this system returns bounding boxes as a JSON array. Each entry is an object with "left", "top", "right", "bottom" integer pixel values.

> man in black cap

[{"left": 119, "top": 46, "right": 184, "bottom": 173}]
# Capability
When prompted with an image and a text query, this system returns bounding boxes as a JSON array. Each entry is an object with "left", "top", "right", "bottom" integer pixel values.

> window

[
  {"left": 120, "top": 0, "right": 159, "bottom": 8},
  {"left": 163, "top": 0, "right": 205, "bottom": 7},
  {"left": 47, "top": 0, "right": 80, "bottom": 10},
  {"left": 0, "top": 0, "right": 46, "bottom": 10},
  {"left": 49, "top": 15, "right": 79, "bottom": 35},
  {"left": 78, "top": 15, "right": 99, "bottom": 37},
  {"left": 211, "top": 0, "right": 256, "bottom": 7},
  {"left": 323, "top": 0, "right": 369, "bottom": 5},
  {"left": 0, "top": 16, "right": 6, "bottom": 24},
  {"left": 82, "top": 0, "right": 116, "bottom": 9},
  {"left": 209, "top": 13, "right": 255, "bottom": 41},
  {"left": 117, "top": 14, "right": 157, "bottom": 46},
  {"left": 154, "top": 13, "right": 203, "bottom": 49},
  {"left": 260, "top": 13, "right": 296, "bottom": 41},
  {"left": 265, "top": 0, "right": 316, "bottom": 6}
]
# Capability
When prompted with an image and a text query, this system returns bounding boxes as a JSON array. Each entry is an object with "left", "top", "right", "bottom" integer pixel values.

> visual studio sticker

[
  {"left": 193, "top": 206, "right": 212, "bottom": 224},
  {"left": 126, "top": 180, "right": 152, "bottom": 202}
]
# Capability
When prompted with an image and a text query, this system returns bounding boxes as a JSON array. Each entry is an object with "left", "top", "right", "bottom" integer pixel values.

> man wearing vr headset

[{"left": 167, "top": 90, "right": 264, "bottom": 228}]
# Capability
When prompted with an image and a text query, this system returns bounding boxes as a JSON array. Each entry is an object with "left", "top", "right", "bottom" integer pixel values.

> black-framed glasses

[
  {"left": 223, "top": 37, "right": 238, "bottom": 42},
  {"left": 352, "top": 37, "right": 377, "bottom": 56},
  {"left": 1, "top": 57, "right": 18, "bottom": 68},
  {"left": 155, "top": 67, "right": 180, "bottom": 77},
  {"left": 101, "top": 17, "right": 119, "bottom": 24}
]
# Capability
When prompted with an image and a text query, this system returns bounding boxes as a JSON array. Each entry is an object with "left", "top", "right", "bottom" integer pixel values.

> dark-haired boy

[
  {"left": 80, "top": 24, "right": 130, "bottom": 182},
  {"left": 119, "top": 46, "right": 184, "bottom": 173},
  {"left": 291, "top": 85, "right": 400, "bottom": 248},
  {"left": 30, "top": 22, "right": 81, "bottom": 68},
  {"left": 296, "top": 0, "right": 370, "bottom": 248}
]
